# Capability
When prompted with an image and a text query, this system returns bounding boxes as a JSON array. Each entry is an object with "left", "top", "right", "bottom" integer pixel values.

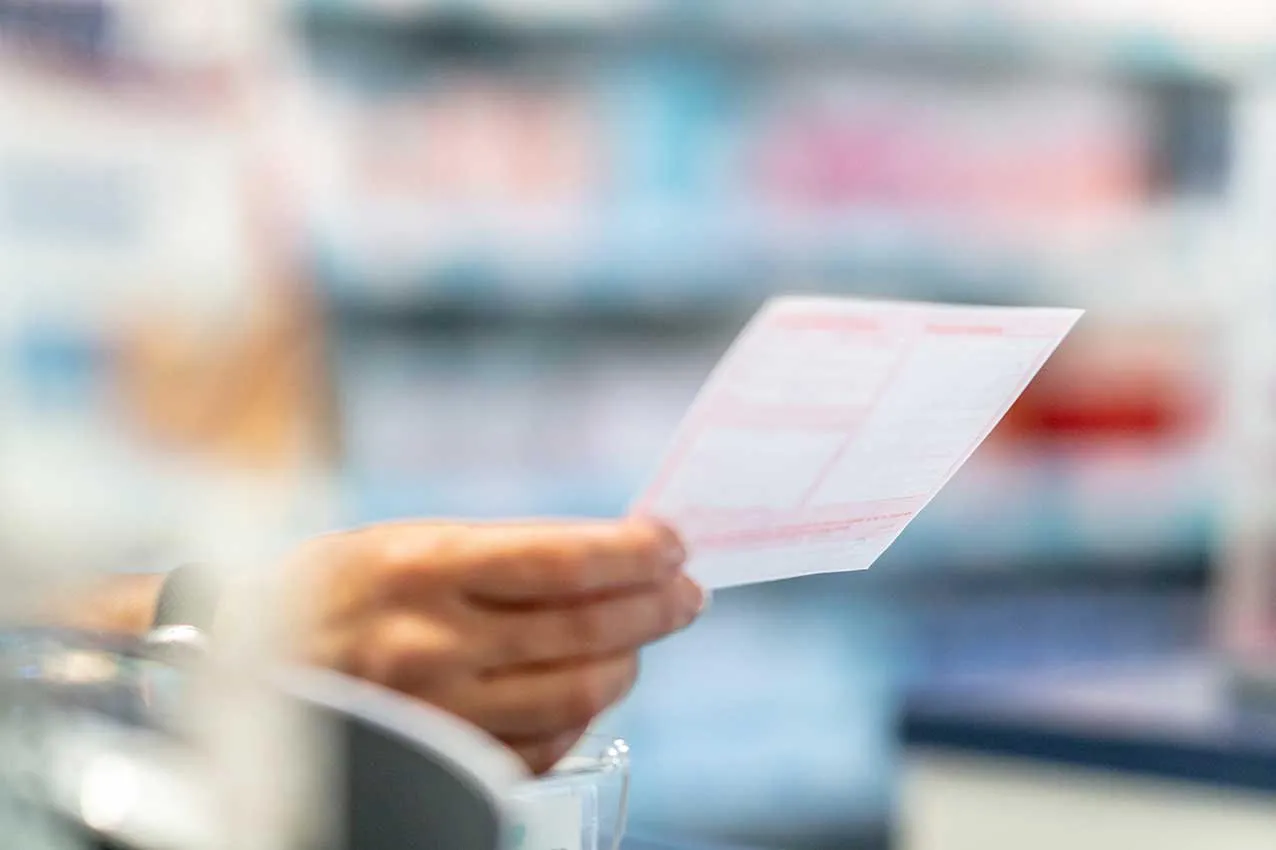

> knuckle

[
  {"left": 378, "top": 527, "right": 464, "bottom": 595},
  {"left": 367, "top": 535, "right": 419, "bottom": 589},
  {"left": 366, "top": 617, "right": 462, "bottom": 688}
]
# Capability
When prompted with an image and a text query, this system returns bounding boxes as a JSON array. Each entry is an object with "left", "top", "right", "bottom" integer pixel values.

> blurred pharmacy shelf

[
  {"left": 295, "top": 2, "right": 1243, "bottom": 323},
  {"left": 302, "top": 0, "right": 1246, "bottom": 597},
  {"left": 1, "top": 5, "right": 1247, "bottom": 846},
  {"left": 335, "top": 447, "right": 1217, "bottom": 583},
  {"left": 314, "top": 201, "right": 1234, "bottom": 322},
  {"left": 296, "top": 0, "right": 1276, "bottom": 83},
  {"left": 0, "top": 0, "right": 277, "bottom": 71}
]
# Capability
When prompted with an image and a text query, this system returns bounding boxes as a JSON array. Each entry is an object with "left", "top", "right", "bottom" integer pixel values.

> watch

[{"left": 143, "top": 565, "right": 217, "bottom": 661}]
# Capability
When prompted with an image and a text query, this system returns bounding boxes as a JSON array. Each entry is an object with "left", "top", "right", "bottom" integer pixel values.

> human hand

[{"left": 290, "top": 518, "right": 702, "bottom": 773}]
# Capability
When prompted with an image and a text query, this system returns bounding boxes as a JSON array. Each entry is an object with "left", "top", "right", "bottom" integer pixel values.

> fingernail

[
  {"left": 697, "top": 585, "right": 712, "bottom": 615},
  {"left": 663, "top": 539, "right": 687, "bottom": 569},
  {"left": 657, "top": 525, "right": 687, "bottom": 567},
  {"left": 682, "top": 579, "right": 708, "bottom": 619}
]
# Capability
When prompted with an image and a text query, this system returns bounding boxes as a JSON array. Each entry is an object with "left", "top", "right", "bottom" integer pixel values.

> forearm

[{"left": 48, "top": 574, "right": 166, "bottom": 636}]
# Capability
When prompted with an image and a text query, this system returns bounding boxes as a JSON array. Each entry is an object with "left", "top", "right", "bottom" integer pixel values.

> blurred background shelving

[
  {"left": 294, "top": 0, "right": 1276, "bottom": 79},
  {"left": 298, "top": 0, "right": 1240, "bottom": 551},
  {"left": 281, "top": 3, "right": 1268, "bottom": 847},
  {"left": 5, "top": 1, "right": 1275, "bottom": 847}
]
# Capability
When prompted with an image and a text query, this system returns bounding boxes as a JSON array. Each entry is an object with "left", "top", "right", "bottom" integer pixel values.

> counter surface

[
  {"left": 901, "top": 658, "right": 1276, "bottom": 792},
  {"left": 624, "top": 837, "right": 741, "bottom": 850}
]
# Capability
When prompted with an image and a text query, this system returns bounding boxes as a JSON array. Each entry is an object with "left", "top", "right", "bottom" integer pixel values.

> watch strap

[{"left": 152, "top": 564, "right": 219, "bottom": 632}]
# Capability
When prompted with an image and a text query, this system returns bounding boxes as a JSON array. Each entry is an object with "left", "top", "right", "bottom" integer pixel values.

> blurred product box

[
  {"left": 995, "top": 322, "right": 1219, "bottom": 445},
  {"left": 0, "top": 0, "right": 273, "bottom": 71},
  {"left": 299, "top": 0, "right": 1276, "bottom": 44},
  {"left": 332, "top": 331, "right": 720, "bottom": 521},
  {"left": 300, "top": 51, "right": 1160, "bottom": 306},
  {"left": 747, "top": 73, "right": 1152, "bottom": 225}
]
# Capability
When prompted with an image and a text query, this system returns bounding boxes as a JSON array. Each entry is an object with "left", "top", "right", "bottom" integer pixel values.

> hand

[{"left": 290, "top": 518, "right": 702, "bottom": 773}]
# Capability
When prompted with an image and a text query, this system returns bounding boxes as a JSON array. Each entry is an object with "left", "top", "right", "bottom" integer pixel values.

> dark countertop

[
  {"left": 624, "top": 838, "right": 741, "bottom": 850},
  {"left": 900, "top": 658, "right": 1276, "bottom": 793}
]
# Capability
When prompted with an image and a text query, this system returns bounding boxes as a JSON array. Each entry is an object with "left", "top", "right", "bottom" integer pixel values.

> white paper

[{"left": 635, "top": 296, "right": 1082, "bottom": 589}]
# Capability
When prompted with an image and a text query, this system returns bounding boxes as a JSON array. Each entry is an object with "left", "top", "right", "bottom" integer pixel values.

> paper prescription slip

[{"left": 634, "top": 296, "right": 1081, "bottom": 589}]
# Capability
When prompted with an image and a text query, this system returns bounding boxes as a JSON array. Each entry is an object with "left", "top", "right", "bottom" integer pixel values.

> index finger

[{"left": 460, "top": 518, "right": 686, "bottom": 603}]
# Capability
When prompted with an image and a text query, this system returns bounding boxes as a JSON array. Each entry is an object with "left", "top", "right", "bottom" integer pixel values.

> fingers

[
  {"left": 353, "top": 517, "right": 686, "bottom": 604},
  {"left": 331, "top": 613, "right": 470, "bottom": 691},
  {"left": 429, "top": 653, "right": 639, "bottom": 742},
  {"left": 459, "top": 519, "right": 687, "bottom": 603},
  {"left": 307, "top": 517, "right": 697, "bottom": 768},
  {"left": 482, "top": 574, "right": 704, "bottom": 669}
]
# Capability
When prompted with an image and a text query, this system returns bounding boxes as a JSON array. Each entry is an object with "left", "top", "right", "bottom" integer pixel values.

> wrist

[{"left": 48, "top": 573, "right": 168, "bottom": 636}]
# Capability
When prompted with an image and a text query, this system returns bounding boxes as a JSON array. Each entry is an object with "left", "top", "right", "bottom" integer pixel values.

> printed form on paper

[{"left": 634, "top": 296, "right": 1082, "bottom": 589}]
